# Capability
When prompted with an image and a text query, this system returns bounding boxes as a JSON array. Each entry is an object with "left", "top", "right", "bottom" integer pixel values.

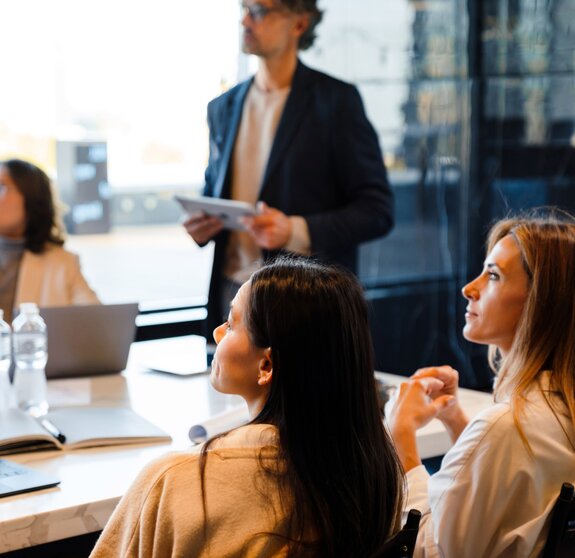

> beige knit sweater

[{"left": 90, "top": 424, "right": 303, "bottom": 558}]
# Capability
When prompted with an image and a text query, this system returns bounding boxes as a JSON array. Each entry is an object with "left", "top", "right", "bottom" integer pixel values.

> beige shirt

[
  {"left": 90, "top": 424, "right": 311, "bottom": 558},
  {"left": 224, "top": 84, "right": 310, "bottom": 284},
  {"left": 225, "top": 84, "right": 290, "bottom": 283}
]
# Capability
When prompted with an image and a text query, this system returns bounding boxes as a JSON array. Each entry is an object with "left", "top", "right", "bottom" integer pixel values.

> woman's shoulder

[
  {"left": 141, "top": 449, "right": 200, "bottom": 478},
  {"left": 208, "top": 423, "right": 279, "bottom": 454},
  {"left": 131, "top": 425, "right": 280, "bottom": 497},
  {"left": 460, "top": 377, "right": 567, "bottom": 451},
  {"left": 27, "top": 243, "right": 78, "bottom": 262},
  {"left": 452, "top": 402, "right": 515, "bottom": 457},
  {"left": 142, "top": 424, "right": 279, "bottom": 476}
]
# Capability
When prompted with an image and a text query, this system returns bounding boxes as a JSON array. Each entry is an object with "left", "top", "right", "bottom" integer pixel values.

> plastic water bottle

[
  {"left": 0, "top": 310, "right": 14, "bottom": 413},
  {"left": 12, "top": 303, "right": 49, "bottom": 417}
]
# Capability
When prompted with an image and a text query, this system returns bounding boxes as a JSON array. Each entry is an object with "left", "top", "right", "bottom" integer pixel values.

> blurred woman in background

[{"left": 0, "top": 158, "right": 99, "bottom": 321}]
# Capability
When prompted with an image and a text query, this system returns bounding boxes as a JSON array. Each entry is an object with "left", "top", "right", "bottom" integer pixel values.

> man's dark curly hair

[{"left": 279, "top": 0, "right": 323, "bottom": 50}]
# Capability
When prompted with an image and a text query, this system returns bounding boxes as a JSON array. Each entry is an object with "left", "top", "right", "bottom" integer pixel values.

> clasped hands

[
  {"left": 386, "top": 365, "right": 468, "bottom": 472},
  {"left": 387, "top": 365, "right": 467, "bottom": 441},
  {"left": 183, "top": 201, "right": 292, "bottom": 250}
]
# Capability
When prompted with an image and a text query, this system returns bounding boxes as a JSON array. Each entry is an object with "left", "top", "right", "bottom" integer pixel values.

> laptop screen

[{"left": 39, "top": 303, "right": 139, "bottom": 379}]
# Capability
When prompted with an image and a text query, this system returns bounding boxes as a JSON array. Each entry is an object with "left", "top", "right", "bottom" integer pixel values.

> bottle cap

[{"left": 19, "top": 302, "right": 39, "bottom": 314}]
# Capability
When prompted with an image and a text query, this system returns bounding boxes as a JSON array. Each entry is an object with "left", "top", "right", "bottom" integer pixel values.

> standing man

[{"left": 185, "top": 0, "right": 394, "bottom": 331}]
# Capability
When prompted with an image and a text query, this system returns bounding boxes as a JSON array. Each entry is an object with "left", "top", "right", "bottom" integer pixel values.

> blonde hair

[{"left": 486, "top": 210, "right": 575, "bottom": 449}]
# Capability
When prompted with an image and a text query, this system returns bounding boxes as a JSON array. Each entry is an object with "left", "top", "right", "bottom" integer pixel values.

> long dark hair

[
  {"left": 2, "top": 159, "right": 65, "bottom": 253},
  {"left": 202, "top": 257, "right": 404, "bottom": 556}
]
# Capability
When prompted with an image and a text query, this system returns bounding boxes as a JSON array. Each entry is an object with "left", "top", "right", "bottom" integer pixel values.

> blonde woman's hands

[
  {"left": 412, "top": 366, "right": 458, "bottom": 409},
  {"left": 388, "top": 376, "right": 456, "bottom": 433},
  {"left": 387, "top": 376, "right": 456, "bottom": 472},
  {"left": 411, "top": 365, "right": 468, "bottom": 442}
]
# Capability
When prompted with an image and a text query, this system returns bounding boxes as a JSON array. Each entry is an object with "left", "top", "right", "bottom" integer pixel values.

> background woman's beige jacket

[{"left": 15, "top": 244, "right": 99, "bottom": 308}]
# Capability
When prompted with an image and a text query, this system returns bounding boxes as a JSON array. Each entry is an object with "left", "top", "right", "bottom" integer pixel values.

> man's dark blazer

[{"left": 203, "top": 60, "right": 394, "bottom": 330}]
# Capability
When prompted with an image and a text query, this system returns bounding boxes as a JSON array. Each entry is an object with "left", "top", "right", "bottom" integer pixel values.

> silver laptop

[
  {"left": 0, "top": 459, "right": 60, "bottom": 497},
  {"left": 40, "top": 303, "right": 139, "bottom": 379}
]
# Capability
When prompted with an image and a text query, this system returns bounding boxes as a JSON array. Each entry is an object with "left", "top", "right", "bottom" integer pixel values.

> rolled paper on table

[{"left": 188, "top": 405, "right": 249, "bottom": 444}]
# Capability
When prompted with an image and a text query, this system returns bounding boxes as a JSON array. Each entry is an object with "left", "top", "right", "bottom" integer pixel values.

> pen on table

[{"left": 39, "top": 418, "right": 67, "bottom": 444}]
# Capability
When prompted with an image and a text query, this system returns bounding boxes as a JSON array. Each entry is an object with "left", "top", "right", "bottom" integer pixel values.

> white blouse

[{"left": 405, "top": 373, "right": 575, "bottom": 558}]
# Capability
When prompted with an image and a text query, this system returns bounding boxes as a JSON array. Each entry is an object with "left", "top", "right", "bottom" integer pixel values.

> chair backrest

[
  {"left": 542, "top": 482, "right": 575, "bottom": 558},
  {"left": 379, "top": 508, "right": 422, "bottom": 558}
]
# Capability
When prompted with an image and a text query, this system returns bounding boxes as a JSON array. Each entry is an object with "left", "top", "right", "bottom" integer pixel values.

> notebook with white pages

[{"left": 0, "top": 407, "right": 171, "bottom": 455}]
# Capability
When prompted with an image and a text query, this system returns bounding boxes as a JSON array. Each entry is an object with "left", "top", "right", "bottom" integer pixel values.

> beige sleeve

[
  {"left": 90, "top": 464, "right": 157, "bottom": 557},
  {"left": 90, "top": 453, "right": 201, "bottom": 558},
  {"left": 68, "top": 253, "right": 100, "bottom": 305}
]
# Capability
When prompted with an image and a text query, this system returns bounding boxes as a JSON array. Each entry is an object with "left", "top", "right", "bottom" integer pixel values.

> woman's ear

[{"left": 257, "top": 347, "right": 273, "bottom": 386}]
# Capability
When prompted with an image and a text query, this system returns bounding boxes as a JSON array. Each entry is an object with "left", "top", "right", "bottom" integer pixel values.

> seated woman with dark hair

[
  {"left": 0, "top": 159, "right": 99, "bottom": 321},
  {"left": 91, "top": 258, "right": 404, "bottom": 557},
  {"left": 388, "top": 212, "right": 575, "bottom": 557}
]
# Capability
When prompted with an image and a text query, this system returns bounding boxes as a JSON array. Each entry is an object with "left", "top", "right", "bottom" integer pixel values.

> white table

[{"left": 0, "top": 338, "right": 493, "bottom": 553}]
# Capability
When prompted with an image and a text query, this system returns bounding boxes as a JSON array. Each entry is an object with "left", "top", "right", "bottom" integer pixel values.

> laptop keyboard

[{"left": 0, "top": 460, "right": 28, "bottom": 478}]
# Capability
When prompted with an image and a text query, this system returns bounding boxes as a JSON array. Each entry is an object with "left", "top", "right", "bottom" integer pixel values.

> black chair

[
  {"left": 379, "top": 508, "right": 422, "bottom": 558},
  {"left": 542, "top": 482, "right": 575, "bottom": 558}
]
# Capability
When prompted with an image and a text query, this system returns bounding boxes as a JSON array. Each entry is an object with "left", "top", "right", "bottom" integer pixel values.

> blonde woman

[{"left": 389, "top": 212, "right": 575, "bottom": 557}]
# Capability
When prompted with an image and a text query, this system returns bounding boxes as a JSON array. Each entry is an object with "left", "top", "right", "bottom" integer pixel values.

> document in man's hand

[
  {"left": 174, "top": 194, "right": 256, "bottom": 230},
  {"left": 0, "top": 407, "right": 172, "bottom": 455}
]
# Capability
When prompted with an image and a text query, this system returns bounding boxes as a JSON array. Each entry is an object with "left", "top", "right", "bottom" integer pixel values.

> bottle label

[
  {"left": 0, "top": 335, "right": 10, "bottom": 361},
  {"left": 13, "top": 332, "right": 48, "bottom": 370}
]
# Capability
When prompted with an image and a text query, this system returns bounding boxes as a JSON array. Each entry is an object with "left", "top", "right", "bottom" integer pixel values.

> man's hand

[
  {"left": 241, "top": 202, "right": 292, "bottom": 250},
  {"left": 183, "top": 212, "right": 224, "bottom": 246}
]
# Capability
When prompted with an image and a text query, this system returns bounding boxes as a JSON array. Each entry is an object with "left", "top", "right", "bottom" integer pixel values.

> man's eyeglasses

[{"left": 241, "top": 3, "right": 285, "bottom": 22}]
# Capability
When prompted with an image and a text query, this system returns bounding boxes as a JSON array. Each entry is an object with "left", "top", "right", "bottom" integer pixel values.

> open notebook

[{"left": 0, "top": 407, "right": 171, "bottom": 455}]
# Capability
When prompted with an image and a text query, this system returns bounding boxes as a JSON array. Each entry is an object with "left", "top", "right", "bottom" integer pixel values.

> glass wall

[{"left": 303, "top": 0, "right": 575, "bottom": 387}]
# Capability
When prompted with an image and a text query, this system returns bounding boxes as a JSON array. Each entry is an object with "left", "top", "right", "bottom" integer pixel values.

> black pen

[{"left": 39, "top": 418, "right": 67, "bottom": 444}]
